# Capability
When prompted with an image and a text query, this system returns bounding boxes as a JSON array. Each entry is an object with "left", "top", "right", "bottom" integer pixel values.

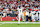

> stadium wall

[{"left": 0, "top": 16, "right": 22, "bottom": 21}]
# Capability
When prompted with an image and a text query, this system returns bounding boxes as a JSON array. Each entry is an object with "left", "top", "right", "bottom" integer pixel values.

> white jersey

[
  {"left": 38, "top": 11, "right": 40, "bottom": 17},
  {"left": 35, "top": 11, "right": 38, "bottom": 17},
  {"left": 31, "top": 11, "right": 35, "bottom": 19},
  {"left": 26, "top": 11, "right": 29, "bottom": 16},
  {"left": 17, "top": 8, "right": 23, "bottom": 14},
  {"left": 31, "top": 11, "right": 35, "bottom": 15}
]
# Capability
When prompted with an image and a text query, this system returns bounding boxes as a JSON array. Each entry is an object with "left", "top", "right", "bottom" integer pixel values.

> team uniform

[
  {"left": 35, "top": 11, "right": 38, "bottom": 21},
  {"left": 38, "top": 11, "right": 40, "bottom": 22},
  {"left": 31, "top": 11, "right": 35, "bottom": 21},
  {"left": 31, "top": 11, "right": 39, "bottom": 22},
  {"left": 17, "top": 8, "right": 24, "bottom": 22}
]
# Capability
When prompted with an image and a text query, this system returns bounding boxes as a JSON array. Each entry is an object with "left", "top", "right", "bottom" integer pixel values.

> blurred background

[{"left": 0, "top": 0, "right": 40, "bottom": 22}]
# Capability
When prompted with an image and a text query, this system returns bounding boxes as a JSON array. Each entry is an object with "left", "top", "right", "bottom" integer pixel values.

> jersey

[
  {"left": 31, "top": 11, "right": 35, "bottom": 19},
  {"left": 35, "top": 11, "right": 38, "bottom": 17},
  {"left": 38, "top": 11, "right": 40, "bottom": 18},
  {"left": 31, "top": 11, "right": 35, "bottom": 15},
  {"left": 17, "top": 8, "right": 23, "bottom": 14}
]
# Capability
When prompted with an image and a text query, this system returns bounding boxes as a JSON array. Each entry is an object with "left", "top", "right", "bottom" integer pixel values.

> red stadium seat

[{"left": 0, "top": 16, "right": 22, "bottom": 21}]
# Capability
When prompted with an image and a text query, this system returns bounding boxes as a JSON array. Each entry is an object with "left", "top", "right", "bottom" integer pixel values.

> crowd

[{"left": 0, "top": 0, "right": 40, "bottom": 22}]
